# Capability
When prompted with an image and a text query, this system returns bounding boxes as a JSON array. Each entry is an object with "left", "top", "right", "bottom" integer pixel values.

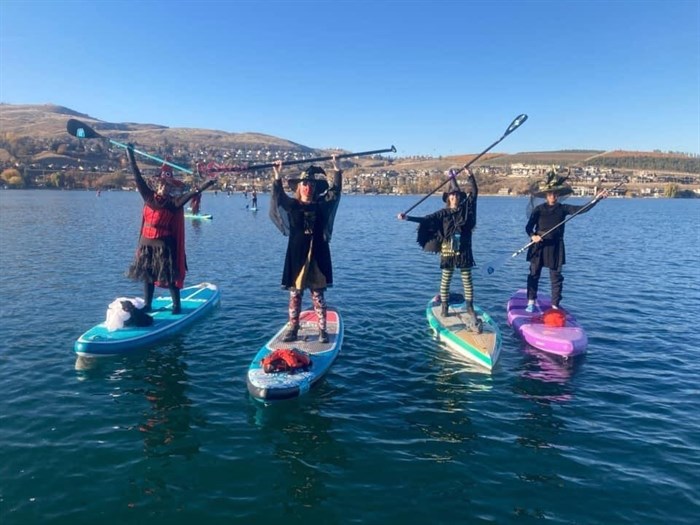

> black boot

[
  {"left": 282, "top": 325, "right": 299, "bottom": 343},
  {"left": 465, "top": 304, "right": 482, "bottom": 334},
  {"left": 170, "top": 287, "right": 181, "bottom": 314},
  {"left": 441, "top": 301, "right": 449, "bottom": 317},
  {"left": 144, "top": 282, "right": 154, "bottom": 312},
  {"left": 318, "top": 329, "right": 329, "bottom": 344}
]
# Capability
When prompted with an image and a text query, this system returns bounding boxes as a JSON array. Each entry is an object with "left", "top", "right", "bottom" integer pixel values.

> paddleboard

[
  {"left": 247, "top": 308, "right": 343, "bottom": 401},
  {"left": 426, "top": 293, "right": 502, "bottom": 370},
  {"left": 185, "top": 212, "right": 213, "bottom": 220},
  {"left": 74, "top": 282, "right": 220, "bottom": 356},
  {"left": 506, "top": 289, "right": 587, "bottom": 357},
  {"left": 248, "top": 206, "right": 258, "bottom": 212}
]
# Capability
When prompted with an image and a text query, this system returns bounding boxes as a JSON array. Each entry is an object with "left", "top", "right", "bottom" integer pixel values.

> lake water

[{"left": 1, "top": 189, "right": 699, "bottom": 525}]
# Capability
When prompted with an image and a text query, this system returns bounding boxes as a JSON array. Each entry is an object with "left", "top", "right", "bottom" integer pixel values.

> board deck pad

[
  {"left": 507, "top": 288, "right": 587, "bottom": 357},
  {"left": 247, "top": 309, "right": 343, "bottom": 401},
  {"left": 426, "top": 294, "right": 501, "bottom": 371},
  {"left": 74, "top": 282, "right": 220, "bottom": 356}
]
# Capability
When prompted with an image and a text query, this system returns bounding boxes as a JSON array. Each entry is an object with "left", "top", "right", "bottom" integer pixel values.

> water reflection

[
  {"left": 137, "top": 347, "right": 201, "bottom": 459},
  {"left": 515, "top": 344, "right": 585, "bottom": 403},
  {"left": 512, "top": 344, "right": 585, "bottom": 452},
  {"left": 250, "top": 398, "right": 346, "bottom": 521},
  {"left": 76, "top": 346, "right": 201, "bottom": 459}
]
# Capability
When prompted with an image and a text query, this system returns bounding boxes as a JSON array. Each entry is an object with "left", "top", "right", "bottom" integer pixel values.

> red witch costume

[{"left": 125, "top": 146, "right": 214, "bottom": 313}]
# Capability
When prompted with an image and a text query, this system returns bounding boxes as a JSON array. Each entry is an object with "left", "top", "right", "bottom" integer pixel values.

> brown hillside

[{"left": 0, "top": 103, "right": 315, "bottom": 152}]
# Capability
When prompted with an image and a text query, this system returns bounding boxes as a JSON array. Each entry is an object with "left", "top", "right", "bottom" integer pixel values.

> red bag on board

[
  {"left": 261, "top": 348, "right": 312, "bottom": 373},
  {"left": 542, "top": 309, "right": 566, "bottom": 327}
]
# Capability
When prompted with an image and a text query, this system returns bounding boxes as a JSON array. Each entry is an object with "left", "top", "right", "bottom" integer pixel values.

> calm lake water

[{"left": 1, "top": 189, "right": 699, "bottom": 525}]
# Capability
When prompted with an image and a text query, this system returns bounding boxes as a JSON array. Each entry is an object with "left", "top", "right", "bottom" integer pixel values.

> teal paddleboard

[
  {"left": 185, "top": 213, "right": 213, "bottom": 220},
  {"left": 74, "top": 282, "right": 220, "bottom": 356},
  {"left": 426, "top": 293, "right": 502, "bottom": 371}
]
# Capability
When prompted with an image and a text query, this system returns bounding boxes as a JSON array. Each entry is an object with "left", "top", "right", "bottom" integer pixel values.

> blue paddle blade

[
  {"left": 67, "top": 118, "right": 101, "bottom": 139},
  {"left": 481, "top": 253, "right": 512, "bottom": 277}
]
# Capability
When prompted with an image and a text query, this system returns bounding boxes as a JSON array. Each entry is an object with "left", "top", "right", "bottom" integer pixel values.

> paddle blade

[
  {"left": 66, "top": 119, "right": 102, "bottom": 139},
  {"left": 505, "top": 114, "right": 528, "bottom": 136},
  {"left": 481, "top": 253, "right": 512, "bottom": 277}
]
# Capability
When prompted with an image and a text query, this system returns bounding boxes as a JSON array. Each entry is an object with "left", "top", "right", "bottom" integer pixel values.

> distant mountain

[
  {"left": 0, "top": 103, "right": 316, "bottom": 152},
  {"left": 0, "top": 103, "right": 697, "bottom": 175}
]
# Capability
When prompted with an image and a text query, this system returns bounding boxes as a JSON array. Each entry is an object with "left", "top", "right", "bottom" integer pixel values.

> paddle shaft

[
  {"left": 66, "top": 118, "right": 193, "bottom": 174},
  {"left": 484, "top": 180, "right": 625, "bottom": 275},
  {"left": 110, "top": 138, "right": 193, "bottom": 174},
  {"left": 402, "top": 114, "right": 528, "bottom": 215},
  {"left": 67, "top": 118, "right": 394, "bottom": 176},
  {"left": 204, "top": 146, "right": 397, "bottom": 173}
]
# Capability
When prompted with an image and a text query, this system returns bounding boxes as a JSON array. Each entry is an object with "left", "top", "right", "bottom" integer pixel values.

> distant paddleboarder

[
  {"left": 269, "top": 157, "right": 342, "bottom": 344},
  {"left": 251, "top": 189, "right": 258, "bottom": 210}
]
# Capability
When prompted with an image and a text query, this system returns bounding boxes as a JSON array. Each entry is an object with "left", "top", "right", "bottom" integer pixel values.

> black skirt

[{"left": 126, "top": 238, "right": 178, "bottom": 286}]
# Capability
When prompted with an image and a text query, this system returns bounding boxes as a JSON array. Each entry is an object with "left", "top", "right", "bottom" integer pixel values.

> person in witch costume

[
  {"left": 397, "top": 169, "right": 480, "bottom": 329},
  {"left": 524, "top": 170, "right": 607, "bottom": 312},
  {"left": 269, "top": 157, "right": 342, "bottom": 343},
  {"left": 190, "top": 192, "right": 202, "bottom": 215},
  {"left": 125, "top": 145, "right": 215, "bottom": 313}
]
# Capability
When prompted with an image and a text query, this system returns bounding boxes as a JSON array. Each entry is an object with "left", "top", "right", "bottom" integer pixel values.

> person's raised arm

[
  {"left": 172, "top": 179, "right": 216, "bottom": 208},
  {"left": 272, "top": 160, "right": 293, "bottom": 209},
  {"left": 465, "top": 168, "right": 478, "bottom": 197},
  {"left": 127, "top": 144, "right": 152, "bottom": 200},
  {"left": 327, "top": 154, "right": 343, "bottom": 199}
]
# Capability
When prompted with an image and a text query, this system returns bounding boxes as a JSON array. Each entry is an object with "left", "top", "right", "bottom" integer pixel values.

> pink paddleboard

[{"left": 507, "top": 289, "right": 587, "bottom": 357}]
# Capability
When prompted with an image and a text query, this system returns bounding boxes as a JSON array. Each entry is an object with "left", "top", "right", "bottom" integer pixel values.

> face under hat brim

[{"left": 533, "top": 185, "right": 573, "bottom": 198}]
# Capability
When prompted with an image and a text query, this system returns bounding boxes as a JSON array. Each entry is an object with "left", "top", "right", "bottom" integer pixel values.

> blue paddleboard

[
  {"left": 185, "top": 212, "right": 213, "bottom": 220},
  {"left": 74, "top": 282, "right": 220, "bottom": 356},
  {"left": 247, "top": 308, "right": 343, "bottom": 401}
]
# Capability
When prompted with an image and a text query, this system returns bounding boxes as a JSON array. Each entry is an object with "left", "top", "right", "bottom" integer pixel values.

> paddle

[
  {"left": 66, "top": 119, "right": 193, "bottom": 174},
  {"left": 203, "top": 145, "right": 397, "bottom": 173},
  {"left": 482, "top": 180, "right": 625, "bottom": 276},
  {"left": 401, "top": 114, "right": 528, "bottom": 215},
  {"left": 68, "top": 118, "right": 396, "bottom": 175}
]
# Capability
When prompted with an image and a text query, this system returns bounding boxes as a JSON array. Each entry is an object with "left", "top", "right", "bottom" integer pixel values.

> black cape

[{"left": 269, "top": 171, "right": 342, "bottom": 289}]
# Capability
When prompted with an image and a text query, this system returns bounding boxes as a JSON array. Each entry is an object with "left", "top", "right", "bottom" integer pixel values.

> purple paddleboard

[{"left": 506, "top": 289, "right": 587, "bottom": 357}]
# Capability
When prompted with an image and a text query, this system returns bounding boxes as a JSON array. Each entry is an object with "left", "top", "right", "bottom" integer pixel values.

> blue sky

[{"left": 1, "top": 0, "right": 698, "bottom": 156}]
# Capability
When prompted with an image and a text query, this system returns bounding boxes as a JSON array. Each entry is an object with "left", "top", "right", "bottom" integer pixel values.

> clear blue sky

[{"left": 1, "top": 0, "right": 698, "bottom": 157}]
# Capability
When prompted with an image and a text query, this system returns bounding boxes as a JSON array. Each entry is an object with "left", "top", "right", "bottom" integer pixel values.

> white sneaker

[{"left": 525, "top": 303, "right": 538, "bottom": 313}]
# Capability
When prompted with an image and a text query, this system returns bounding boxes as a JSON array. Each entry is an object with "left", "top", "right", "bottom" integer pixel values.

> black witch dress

[
  {"left": 405, "top": 175, "right": 477, "bottom": 269},
  {"left": 525, "top": 200, "right": 599, "bottom": 270},
  {"left": 269, "top": 170, "right": 342, "bottom": 290}
]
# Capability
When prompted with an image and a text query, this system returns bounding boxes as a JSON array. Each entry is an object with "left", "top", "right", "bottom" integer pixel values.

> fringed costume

[
  {"left": 405, "top": 172, "right": 478, "bottom": 320},
  {"left": 126, "top": 149, "right": 213, "bottom": 313}
]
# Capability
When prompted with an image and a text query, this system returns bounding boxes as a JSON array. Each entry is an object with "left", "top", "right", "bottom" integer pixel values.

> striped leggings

[{"left": 440, "top": 268, "right": 474, "bottom": 307}]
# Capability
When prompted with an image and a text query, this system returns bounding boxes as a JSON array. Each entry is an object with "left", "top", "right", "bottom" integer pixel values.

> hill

[
  {"left": 0, "top": 103, "right": 314, "bottom": 152},
  {"left": 0, "top": 104, "right": 698, "bottom": 192}
]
